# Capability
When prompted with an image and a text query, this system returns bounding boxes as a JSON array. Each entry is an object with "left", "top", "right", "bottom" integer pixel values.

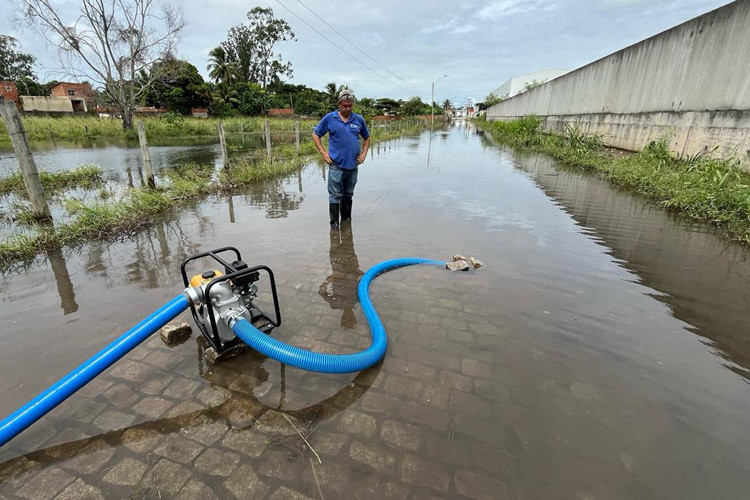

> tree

[
  {"left": 221, "top": 24, "right": 255, "bottom": 83},
  {"left": 234, "top": 82, "right": 268, "bottom": 115},
  {"left": 16, "top": 77, "right": 48, "bottom": 96},
  {"left": 16, "top": 0, "right": 183, "bottom": 130},
  {"left": 0, "top": 35, "right": 36, "bottom": 81},
  {"left": 354, "top": 97, "right": 377, "bottom": 119},
  {"left": 522, "top": 79, "right": 546, "bottom": 92},
  {"left": 143, "top": 56, "right": 211, "bottom": 114},
  {"left": 375, "top": 97, "right": 401, "bottom": 116},
  {"left": 324, "top": 82, "right": 342, "bottom": 110},
  {"left": 207, "top": 46, "right": 238, "bottom": 87},
  {"left": 245, "top": 7, "right": 294, "bottom": 88},
  {"left": 442, "top": 98, "right": 452, "bottom": 111},
  {"left": 221, "top": 7, "right": 295, "bottom": 88},
  {"left": 483, "top": 92, "right": 506, "bottom": 107},
  {"left": 401, "top": 96, "right": 430, "bottom": 116}
]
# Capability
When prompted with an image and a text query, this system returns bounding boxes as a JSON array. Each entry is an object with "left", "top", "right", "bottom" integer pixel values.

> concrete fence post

[
  {"left": 136, "top": 120, "right": 155, "bottom": 188},
  {"left": 265, "top": 119, "right": 272, "bottom": 160},
  {"left": 294, "top": 119, "right": 300, "bottom": 154},
  {"left": 218, "top": 120, "right": 229, "bottom": 170},
  {"left": 0, "top": 101, "right": 51, "bottom": 218}
]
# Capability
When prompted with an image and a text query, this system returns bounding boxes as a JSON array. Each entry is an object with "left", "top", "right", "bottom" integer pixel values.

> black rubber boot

[
  {"left": 329, "top": 203, "right": 340, "bottom": 229},
  {"left": 341, "top": 198, "right": 352, "bottom": 221}
]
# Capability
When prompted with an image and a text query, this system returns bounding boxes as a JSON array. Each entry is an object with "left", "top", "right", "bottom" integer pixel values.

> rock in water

[
  {"left": 160, "top": 321, "right": 192, "bottom": 345},
  {"left": 446, "top": 260, "right": 470, "bottom": 272}
]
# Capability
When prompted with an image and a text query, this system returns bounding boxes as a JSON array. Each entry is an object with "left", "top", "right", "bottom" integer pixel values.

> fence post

[
  {"left": 294, "top": 119, "right": 300, "bottom": 154},
  {"left": 265, "top": 119, "right": 272, "bottom": 160},
  {"left": 0, "top": 101, "right": 50, "bottom": 218},
  {"left": 136, "top": 120, "right": 155, "bottom": 188},
  {"left": 218, "top": 120, "right": 229, "bottom": 170}
]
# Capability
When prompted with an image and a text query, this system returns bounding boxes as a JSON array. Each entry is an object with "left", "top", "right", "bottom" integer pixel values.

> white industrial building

[{"left": 491, "top": 68, "right": 569, "bottom": 99}]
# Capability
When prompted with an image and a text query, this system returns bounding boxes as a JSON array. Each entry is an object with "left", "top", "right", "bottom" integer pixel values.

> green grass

[
  {"left": 0, "top": 122, "right": 426, "bottom": 266},
  {"left": 0, "top": 165, "right": 103, "bottom": 195},
  {"left": 476, "top": 116, "right": 750, "bottom": 244},
  {"left": 0, "top": 116, "right": 319, "bottom": 141}
]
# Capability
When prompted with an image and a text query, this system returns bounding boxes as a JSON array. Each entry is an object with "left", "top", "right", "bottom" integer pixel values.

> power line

[
  {"left": 294, "top": 0, "right": 411, "bottom": 85},
  {"left": 273, "top": 0, "right": 409, "bottom": 90}
]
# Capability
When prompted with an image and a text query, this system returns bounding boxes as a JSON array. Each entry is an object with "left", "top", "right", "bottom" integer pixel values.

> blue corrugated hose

[
  {"left": 0, "top": 294, "right": 189, "bottom": 448},
  {"left": 232, "top": 257, "right": 445, "bottom": 373}
]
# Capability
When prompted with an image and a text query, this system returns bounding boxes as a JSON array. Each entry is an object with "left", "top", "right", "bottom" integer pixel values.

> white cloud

[
  {"left": 451, "top": 24, "right": 479, "bottom": 35},
  {"left": 477, "top": 0, "right": 547, "bottom": 20},
  {"left": 421, "top": 17, "right": 458, "bottom": 34}
]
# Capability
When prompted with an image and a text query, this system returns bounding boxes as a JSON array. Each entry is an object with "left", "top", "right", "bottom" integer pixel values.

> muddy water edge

[{"left": 0, "top": 122, "right": 749, "bottom": 498}]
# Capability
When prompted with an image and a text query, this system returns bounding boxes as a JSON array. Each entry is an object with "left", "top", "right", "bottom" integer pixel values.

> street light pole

[{"left": 431, "top": 74, "right": 447, "bottom": 128}]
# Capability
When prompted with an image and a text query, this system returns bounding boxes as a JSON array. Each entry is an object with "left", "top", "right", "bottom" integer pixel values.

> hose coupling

[{"left": 183, "top": 286, "right": 203, "bottom": 306}]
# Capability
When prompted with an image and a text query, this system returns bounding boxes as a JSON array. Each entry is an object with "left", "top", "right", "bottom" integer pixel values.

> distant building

[
  {"left": 268, "top": 108, "right": 294, "bottom": 117},
  {"left": 0, "top": 81, "right": 20, "bottom": 108},
  {"left": 191, "top": 107, "right": 208, "bottom": 118},
  {"left": 49, "top": 82, "right": 95, "bottom": 111},
  {"left": 491, "top": 68, "right": 569, "bottom": 99}
]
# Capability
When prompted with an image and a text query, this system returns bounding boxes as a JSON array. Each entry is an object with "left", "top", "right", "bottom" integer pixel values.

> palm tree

[
  {"left": 442, "top": 98, "right": 452, "bottom": 111},
  {"left": 207, "top": 47, "right": 237, "bottom": 86},
  {"left": 324, "top": 82, "right": 342, "bottom": 110},
  {"left": 213, "top": 83, "right": 239, "bottom": 107}
]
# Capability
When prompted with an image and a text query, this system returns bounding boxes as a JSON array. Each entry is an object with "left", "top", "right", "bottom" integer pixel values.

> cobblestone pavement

[{"left": 0, "top": 261, "right": 532, "bottom": 499}]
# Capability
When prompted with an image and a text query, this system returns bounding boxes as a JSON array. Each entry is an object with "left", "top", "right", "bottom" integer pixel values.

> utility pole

[{"left": 431, "top": 74, "right": 447, "bottom": 128}]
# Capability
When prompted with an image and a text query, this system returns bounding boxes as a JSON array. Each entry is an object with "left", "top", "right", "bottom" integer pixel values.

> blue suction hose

[
  {"left": 0, "top": 295, "right": 189, "bottom": 448},
  {"left": 231, "top": 257, "right": 445, "bottom": 373}
]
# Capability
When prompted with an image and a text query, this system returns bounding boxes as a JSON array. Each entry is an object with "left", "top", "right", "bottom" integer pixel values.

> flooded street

[{"left": 1, "top": 123, "right": 749, "bottom": 498}]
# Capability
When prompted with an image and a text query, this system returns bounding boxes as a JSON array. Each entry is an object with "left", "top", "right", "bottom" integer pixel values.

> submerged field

[{"left": 0, "top": 122, "right": 425, "bottom": 266}]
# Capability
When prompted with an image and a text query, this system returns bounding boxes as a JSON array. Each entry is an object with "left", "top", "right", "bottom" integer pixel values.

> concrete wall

[
  {"left": 21, "top": 96, "right": 74, "bottom": 113},
  {"left": 487, "top": 0, "right": 750, "bottom": 169}
]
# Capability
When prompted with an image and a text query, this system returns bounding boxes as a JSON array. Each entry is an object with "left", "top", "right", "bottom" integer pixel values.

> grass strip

[
  {"left": 0, "top": 125, "right": 424, "bottom": 267},
  {"left": 0, "top": 116, "right": 319, "bottom": 141},
  {"left": 475, "top": 116, "right": 750, "bottom": 244},
  {"left": 0, "top": 164, "right": 103, "bottom": 195}
]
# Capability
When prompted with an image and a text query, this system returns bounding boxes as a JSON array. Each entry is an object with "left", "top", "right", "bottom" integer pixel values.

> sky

[{"left": 1, "top": 0, "right": 733, "bottom": 106}]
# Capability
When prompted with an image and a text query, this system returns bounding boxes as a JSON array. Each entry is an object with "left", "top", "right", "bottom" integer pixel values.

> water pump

[{"left": 181, "top": 246, "right": 281, "bottom": 361}]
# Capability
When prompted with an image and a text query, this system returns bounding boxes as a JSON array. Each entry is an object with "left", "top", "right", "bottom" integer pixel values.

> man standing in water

[{"left": 312, "top": 88, "right": 370, "bottom": 229}]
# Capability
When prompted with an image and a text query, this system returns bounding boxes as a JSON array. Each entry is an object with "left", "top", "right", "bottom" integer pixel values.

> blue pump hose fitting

[{"left": 231, "top": 257, "right": 445, "bottom": 373}]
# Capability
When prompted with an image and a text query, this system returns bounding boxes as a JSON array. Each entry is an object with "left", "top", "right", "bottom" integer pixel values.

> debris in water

[
  {"left": 468, "top": 257, "right": 484, "bottom": 269},
  {"left": 446, "top": 260, "right": 470, "bottom": 272},
  {"left": 447, "top": 255, "right": 484, "bottom": 271}
]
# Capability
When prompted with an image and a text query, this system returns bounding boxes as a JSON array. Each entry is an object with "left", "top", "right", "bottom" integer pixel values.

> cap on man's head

[{"left": 338, "top": 88, "right": 355, "bottom": 103}]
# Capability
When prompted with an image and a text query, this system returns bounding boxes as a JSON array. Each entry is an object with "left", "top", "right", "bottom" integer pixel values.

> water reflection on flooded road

[{"left": 1, "top": 123, "right": 749, "bottom": 498}]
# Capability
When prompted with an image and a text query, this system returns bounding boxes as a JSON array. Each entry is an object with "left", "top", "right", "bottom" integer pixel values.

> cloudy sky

[{"left": 1, "top": 0, "right": 731, "bottom": 106}]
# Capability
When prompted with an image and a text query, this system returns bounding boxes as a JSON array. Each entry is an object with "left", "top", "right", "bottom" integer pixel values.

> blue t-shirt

[{"left": 313, "top": 111, "right": 370, "bottom": 169}]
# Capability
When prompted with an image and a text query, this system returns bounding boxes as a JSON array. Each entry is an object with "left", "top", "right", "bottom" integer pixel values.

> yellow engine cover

[{"left": 190, "top": 270, "right": 223, "bottom": 288}]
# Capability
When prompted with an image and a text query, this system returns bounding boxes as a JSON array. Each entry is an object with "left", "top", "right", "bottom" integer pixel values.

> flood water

[
  {"left": 0, "top": 132, "right": 292, "bottom": 177},
  {"left": 1, "top": 123, "right": 749, "bottom": 498}
]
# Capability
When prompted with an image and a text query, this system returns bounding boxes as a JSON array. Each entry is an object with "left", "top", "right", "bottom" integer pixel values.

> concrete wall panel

[
  {"left": 487, "top": 1, "right": 750, "bottom": 169},
  {"left": 21, "top": 96, "right": 74, "bottom": 113}
]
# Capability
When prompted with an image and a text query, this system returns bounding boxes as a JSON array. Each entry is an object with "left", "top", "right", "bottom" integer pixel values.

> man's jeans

[{"left": 328, "top": 165, "right": 358, "bottom": 204}]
